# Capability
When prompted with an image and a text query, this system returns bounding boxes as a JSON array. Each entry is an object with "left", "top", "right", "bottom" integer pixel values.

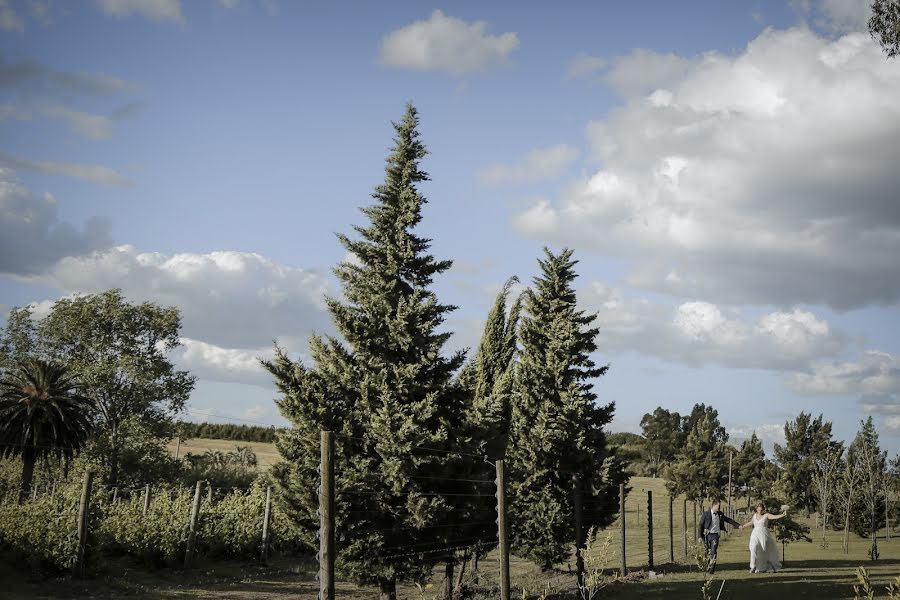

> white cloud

[
  {"left": 566, "top": 53, "right": 607, "bottom": 80},
  {"left": 885, "top": 415, "right": 900, "bottom": 433},
  {"left": 604, "top": 48, "right": 691, "bottom": 97},
  {"left": 42, "top": 106, "right": 113, "bottom": 140},
  {"left": 0, "top": 167, "right": 112, "bottom": 275},
  {"left": 174, "top": 337, "right": 273, "bottom": 387},
  {"left": 379, "top": 10, "right": 518, "bottom": 75},
  {"left": 96, "top": 0, "right": 184, "bottom": 23},
  {"left": 820, "top": 0, "right": 872, "bottom": 32},
  {"left": 478, "top": 144, "right": 579, "bottom": 185},
  {"left": 25, "top": 244, "right": 332, "bottom": 351},
  {"left": 0, "top": 0, "right": 24, "bottom": 31},
  {"left": 513, "top": 27, "right": 900, "bottom": 310},
  {"left": 0, "top": 151, "right": 130, "bottom": 186},
  {"left": 729, "top": 423, "right": 786, "bottom": 448},
  {"left": 788, "top": 350, "right": 900, "bottom": 396},
  {"left": 580, "top": 281, "right": 845, "bottom": 370}
]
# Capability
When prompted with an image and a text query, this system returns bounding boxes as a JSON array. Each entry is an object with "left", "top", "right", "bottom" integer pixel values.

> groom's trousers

[{"left": 705, "top": 533, "right": 720, "bottom": 572}]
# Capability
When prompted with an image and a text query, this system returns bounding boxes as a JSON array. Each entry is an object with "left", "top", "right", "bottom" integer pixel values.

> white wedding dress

[{"left": 749, "top": 514, "right": 782, "bottom": 573}]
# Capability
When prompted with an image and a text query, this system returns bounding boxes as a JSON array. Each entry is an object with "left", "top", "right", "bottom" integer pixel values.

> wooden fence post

[
  {"left": 682, "top": 498, "right": 688, "bottom": 560},
  {"left": 496, "top": 459, "right": 511, "bottom": 600},
  {"left": 73, "top": 471, "right": 94, "bottom": 578},
  {"left": 207, "top": 483, "right": 213, "bottom": 504},
  {"left": 143, "top": 484, "right": 151, "bottom": 516},
  {"left": 693, "top": 501, "right": 698, "bottom": 545},
  {"left": 185, "top": 480, "right": 202, "bottom": 566},
  {"left": 620, "top": 483, "right": 626, "bottom": 576},
  {"left": 320, "top": 431, "right": 335, "bottom": 600},
  {"left": 261, "top": 485, "right": 272, "bottom": 562},
  {"left": 112, "top": 487, "right": 118, "bottom": 504},
  {"left": 50, "top": 481, "right": 57, "bottom": 501},
  {"left": 647, "top": 490, "right": 654, "bottom": 571},
  {"left": 574, "top": 479, "right": 585, "bottom": 589},
  {"left": 669, "top": 494, "right": 674, "bottom": 563}
]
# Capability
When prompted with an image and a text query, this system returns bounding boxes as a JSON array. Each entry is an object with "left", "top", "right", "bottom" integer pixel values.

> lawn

[{"left": 165, "top": 437, "right": 281, "bottom": 468}]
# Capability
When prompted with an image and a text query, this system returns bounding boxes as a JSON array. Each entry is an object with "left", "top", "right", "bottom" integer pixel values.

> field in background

[{"left": 166, "top": 437, "right": 280, "bottom": 468}]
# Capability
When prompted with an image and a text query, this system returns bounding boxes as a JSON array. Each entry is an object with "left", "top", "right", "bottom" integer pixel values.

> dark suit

[{"left": 697, "top": 509, "right": 740, "bottom": 573}]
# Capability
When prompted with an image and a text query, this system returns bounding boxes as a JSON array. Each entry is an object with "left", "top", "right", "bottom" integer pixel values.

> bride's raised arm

[{"left": 767, "top": 512, "right": 787, "bottom": 520}]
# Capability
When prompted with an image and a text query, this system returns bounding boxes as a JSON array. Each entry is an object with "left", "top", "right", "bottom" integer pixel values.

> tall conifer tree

[
  {"left": 507, "top": 248, "right": 624, "bottom": 569},
  {"left": 265, "top": 104, "right": 464, "bottom": 600}
]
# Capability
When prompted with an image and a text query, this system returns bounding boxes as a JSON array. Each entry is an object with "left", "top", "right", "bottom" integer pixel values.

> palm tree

[{"left": 0, "top": 358, "right": 94, "bottom": 502}]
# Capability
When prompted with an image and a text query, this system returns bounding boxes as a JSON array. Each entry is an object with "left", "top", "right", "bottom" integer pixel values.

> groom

[{"left": 697, "top": 498, "right": 741, "bottom": 574}]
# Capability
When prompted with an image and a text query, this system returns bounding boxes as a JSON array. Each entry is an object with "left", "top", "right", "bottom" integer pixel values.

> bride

[{"left": 738, "top": 502, "right": 786, "bottom": 573}]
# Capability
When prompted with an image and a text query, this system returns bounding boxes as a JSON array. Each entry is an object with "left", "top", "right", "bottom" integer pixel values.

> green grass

[
  {"left": 6, "top": 475, "right": 899, "bottom": 599},
  {"left": 166, "top": 437, "right": 281, "bottom": 468}
]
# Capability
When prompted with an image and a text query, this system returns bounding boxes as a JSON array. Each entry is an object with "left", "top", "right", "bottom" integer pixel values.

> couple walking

[{"left": 697, "top": 498, "right": 787, "bottom": 574}]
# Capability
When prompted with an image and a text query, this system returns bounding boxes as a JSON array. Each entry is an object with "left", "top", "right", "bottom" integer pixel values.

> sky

[{"left": 1, "top": 0, "right": 899, "bottom": 456}]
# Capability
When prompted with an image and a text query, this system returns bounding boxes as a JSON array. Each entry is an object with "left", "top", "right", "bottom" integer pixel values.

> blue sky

[{"left": 1, "top": 0, "right": 899, "bottom": 456}]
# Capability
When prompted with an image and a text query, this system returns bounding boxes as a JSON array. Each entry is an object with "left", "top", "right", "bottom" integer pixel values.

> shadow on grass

[{"left": 606, "top": 574, "right": 861, "bottom": 600}]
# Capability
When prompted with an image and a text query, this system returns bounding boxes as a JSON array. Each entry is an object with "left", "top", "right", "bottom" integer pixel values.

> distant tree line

[{"left": 177, "top": 421, "right": 282, "bottom": 443}]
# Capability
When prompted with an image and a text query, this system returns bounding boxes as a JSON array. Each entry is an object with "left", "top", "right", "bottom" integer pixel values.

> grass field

[
  {"left": 165, "top": 437, "right": 281, "bottom": 467},
  {"left": 6, "top": 475, "right": 900, "bottom": 599}
]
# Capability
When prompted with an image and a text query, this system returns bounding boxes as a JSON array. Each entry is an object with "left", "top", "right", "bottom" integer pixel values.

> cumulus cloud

[
  {"left": 788, "top": 350, "right": 900, "bottom": 396},
  {"left": 379, "top": 10, "right": 518, "bottom": 75},
  {"left": 566, "top": 53, "right": 608, "bottom": 80},
  {"left": 514, "top": 27, "right": 900, "bottom": 310},
  {"left": 604, "top": 48, "right": 691, "bottom": 97},
  {"left": 25, "top": 244, "right": 332, "bottom": 351},
  {"left": 580, "top": 281, "right": 845, "bottom": 370},
  {"left": 173, "top": 337, "right": 273, "bottom": 387},
  {"left": 96, "top": 0, "right": 184, "bottom": 23},
  {"left": 0, "top": 151, "right": 130, "bottom": 186},
  {"left": 478, "top": 144, "right": 579, "bottom": 185},
  {"left": 0, "top": 167, "right": 112, "bottom": 275},
  {"left": 728, "top": 423, "right": 786, "bottom": 448}
]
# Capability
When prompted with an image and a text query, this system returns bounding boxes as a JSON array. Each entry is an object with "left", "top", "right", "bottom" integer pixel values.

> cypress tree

[
  {"left": 774, "top": 412, "right": 835, "bottom": 517},
  {"left": 469, "top": 276, "right": 522, "bottom": 460},
  {"left": 264, "top": 104, "right": 465, "bottom": 600},
  {"left": 507, "top": 247, "right": 625, "bottom": 569}
]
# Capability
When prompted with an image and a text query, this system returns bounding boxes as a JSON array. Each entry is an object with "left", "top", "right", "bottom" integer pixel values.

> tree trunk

[
  {"left": 18, "top": 446, "right": 36, "bottom": 504},
  {"left": 109, "top": 427, "right": 120, "bottom": 487},
  {"left": 472, "top": 550, "right": 479, "bottom": 584},
  {"left": 843, "top": 492, "right": 853, "bottom": 554},
  {"left": 379, "top": 577, "right": 396, "bottom": 600},
  {"left": 443, "top": 558, "right": 454, "bottom": 600},
  {"left": 454, "top": 548, "right": 469, "bottom": 596}
]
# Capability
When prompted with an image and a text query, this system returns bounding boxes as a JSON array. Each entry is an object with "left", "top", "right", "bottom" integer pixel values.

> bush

[
  {"left": 96, "top": 487, "right": 192, "bottom": 566},
  {"left": 198, "top": 485, "right": 266, "bottom": 559},
  {"left": 0, "top": 482, "right": 82, "bottom": 572}
]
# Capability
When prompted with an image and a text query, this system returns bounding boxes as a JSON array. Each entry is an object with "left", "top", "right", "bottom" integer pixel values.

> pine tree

[
  {"left": 264, "top": 104, "right": 465, "bottom": 600},
  {"left": 669, "top": 411, "right": 729, "bottom": 501},
  {"left": 640, "top": 407, "right": 682, "bottom": 477},
  {"left": 734, "top": 432, "right": 767, "bottom": 507},
  {"left": 507, "top": 247, "right": 625, "bottom": 569},
  {"left": 773, "top": 412, "right": 835, "bottom": 517}
]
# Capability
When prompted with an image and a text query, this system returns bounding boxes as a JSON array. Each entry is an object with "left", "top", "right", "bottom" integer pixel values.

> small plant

[
  {"left": 579, "top": 527, "right": 614, "bottom": 600},
  {"left": 854, "top": 566, "right": 875, "bottom": 600},
  {"left": 887, "top": 575, "right": 900, "bottom": 599},
  {"left": 691, "top": 539, "right": 714, "bottom": 600},
  {"left": 414, "top": 582, "right": 436, "bottom": 600}
]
